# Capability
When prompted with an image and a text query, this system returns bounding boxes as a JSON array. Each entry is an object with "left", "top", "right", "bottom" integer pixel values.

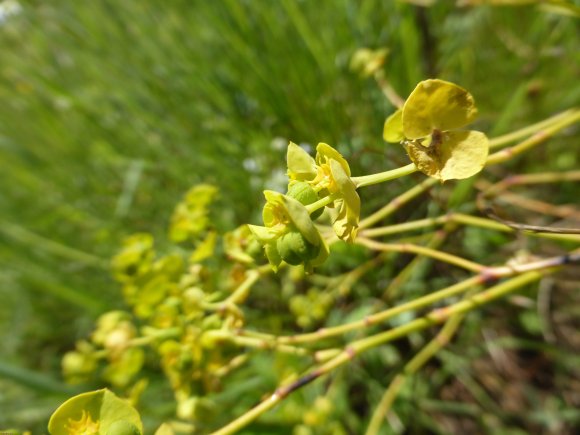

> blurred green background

[{"left": 0, "top": 0, "right": 579, "bottom": 433}]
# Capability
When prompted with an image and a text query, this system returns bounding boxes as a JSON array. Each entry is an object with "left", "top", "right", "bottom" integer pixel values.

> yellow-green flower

[
  {"left": 248, "top": 190, "right": 328, "bottom": 271},
  {"left": 349, "top": 47, "right": 389, "bottom": 78},
  {"left": 65, "top": 410, "right": 99, "bottom": 435},
  {"left": 384, "top": 79, "right": 489, "bottom": 181},
  {"left": 287, "top": 142, "right": 360, "bottom": 242}
]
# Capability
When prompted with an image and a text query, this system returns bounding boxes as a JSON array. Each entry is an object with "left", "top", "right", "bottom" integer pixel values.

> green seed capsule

[
  {"left": 106, "top": 420, "right": 141, "bottom": 435},
  {"left": 276, "top": 231, "right": 318, "bottom": 266},
  {"left": 286, "top": 182, "right": 323, "bottom": 219}
]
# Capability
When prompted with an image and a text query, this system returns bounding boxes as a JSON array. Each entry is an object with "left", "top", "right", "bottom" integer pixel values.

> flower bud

[
  {"left": 93, "top": 311, "right": 132, "bottom": 347},
  {"left": 62, "top": 350, "right": 96, "bottom": 382},
  {"left": 182, "top": 286, "right": 205, "bottom": 315}
]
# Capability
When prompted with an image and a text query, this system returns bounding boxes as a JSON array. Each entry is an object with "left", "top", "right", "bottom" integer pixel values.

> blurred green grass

[{"left": 0, "top": 0, "right": 579, "bottom": 433}]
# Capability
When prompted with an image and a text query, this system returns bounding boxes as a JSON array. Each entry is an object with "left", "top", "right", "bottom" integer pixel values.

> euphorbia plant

[
  {"left": 247, "top": 79, "right": 490, "bottom": 272},
  {"left": 45, "top": 76, "right": 580, "bottom": 435}
]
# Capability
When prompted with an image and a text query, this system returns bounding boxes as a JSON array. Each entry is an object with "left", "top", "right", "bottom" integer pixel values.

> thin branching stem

[
  {"left": 488, "top": 108, "right": 578, "bottom": 149},
  {"left": 382, "top": 223, "right": 454, "bottom": 300},
  {"left": 356, "top": 236, "right": 485, "bottom": 273},
  {"left": 361, "top": 212, "right": 580, "bottom": 243},
  {"left": 365, "top": 312, "right": 466, "bottom": 435},
  {"left": 352, "top": 163, "right": 418, "bottom": 188},
  {"left": 486, "top": 111, "right": 580, "bottom": 165},
  {"left": 242, "top": 250, "right": 578, "bottom": 346},
  {"left": 212, "top": 266, "right": 564, "bottom": 435},
  {"left": 360, "top": 177, "right": 438, "bottom": 229}
]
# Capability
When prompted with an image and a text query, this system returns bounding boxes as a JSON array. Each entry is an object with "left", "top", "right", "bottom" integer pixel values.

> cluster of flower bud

[
  {"left": 249, "top": 142, "right": 361, "bottom": 271},
  {"left": 61, "top": 185, "right": 259, "bottom": 425}
]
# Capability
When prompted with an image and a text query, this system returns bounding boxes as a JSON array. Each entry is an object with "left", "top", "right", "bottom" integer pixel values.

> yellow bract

[
  {"left": 287, "top": 142, "right": 360, "bottom": 243},
  {"left": 384, "top": 79, "right": 489, "bottom": 181},
  {"left": 403, "top": 79, "right": 478, "bottom": 139},
  {"left": 48, "top": 389, "right": 143, "bottom": 435},
  {"left": 383, "top": 109, "right": 404, "bottom": 143},
  {"left": 248, "top": 190, "right": 328, "bottom": 271},
  {"left": 404, "top": 130, "right": 489, "bottom": 181}
]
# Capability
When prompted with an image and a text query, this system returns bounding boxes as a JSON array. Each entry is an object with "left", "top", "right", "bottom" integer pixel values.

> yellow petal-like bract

[
  {"left": 402, "top": 79, "right": 478, "bottom": 139},
  {"left": 405, "top": 130, "right": 489, "bottom": 181},
  {"left": 383, "top": 108, "right": 404, "bottom": 143}
]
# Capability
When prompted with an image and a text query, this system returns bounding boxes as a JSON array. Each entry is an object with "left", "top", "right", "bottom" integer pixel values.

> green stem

[
  {"left": 361, "top": 212, "right": 580, "bottom": 243},
  {"left": 487, "top": 110, "right": 580, "bottom": 165},
  {"left": 305, "top": 193, "right": 340, "bottom": 214},
  {"left": 360, "top": 177, "right": 438, "bottom": 229},
  {"left": 214, "top": 269, "right": 550, "bottom": 435},
  {"left": 357, "top": 236, "right": 485, "bottom": 273},
  {"left": 225, "top": 268, "right": 263, "bottom": 304},
  {"left": 365, "top": 312, "right": 465, "bottom": 435},
  {"left": 374, "top": 70, "right": 405, "bottom": 108},
  {"left": 275, "top": 276, "right": 481, "bottom": 345},
  {"left": 211, "top": 390, "right": 284, "bottom": 435},
  {"left": 382, "top": 223, "right": 453, "bottom": 300},
  {"left": 361, "top": 215, "right": 449, "bottom": 238},
  {"left": 481, "top": 170, "right": 580, "bottom": 198},
  {"left": 488, "top": 108, "right": 577, "bottom": 149},
  {"left": 204, "top": 330, "right": 312, "bottom": 357},
  {"left": 94, "top": 327, "right": 182, "bottom": 358},
  {"left": 365, "top": 373, "right": 405, "bottom": 435},
  {"left": 352, "top": 163, "right": 418, "bottom": 188},
  {"left": 271, "top": 249, "right": 578, "bottom": 345},
  {"left": 325, "top": 270, "right": 544, "bottom": 369}
]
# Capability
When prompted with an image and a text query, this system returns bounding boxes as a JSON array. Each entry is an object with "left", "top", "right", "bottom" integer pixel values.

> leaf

[
  {"left": 383, "top": 109, "right": 404, "bottom": 143},
  {"left": 256, "top": 190, "right": 327, "bottom": 269},
  {"left": 287, "top": 142, "right": 317, "bottom": 181},
  {"left": 48, "top": 389, "right": 143, "bottom": 435},
  {"left": 404, "top": 130, "right": 489, "bottom": 181},
  {"left": 404, "top": 142, "right": 438, "bottom": 178},
  {"left": 134, "top": 275, "right": 171, "bottom": 318},
  {"left": 403, "top": 79, "right": 478, "bottom": 139}
]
